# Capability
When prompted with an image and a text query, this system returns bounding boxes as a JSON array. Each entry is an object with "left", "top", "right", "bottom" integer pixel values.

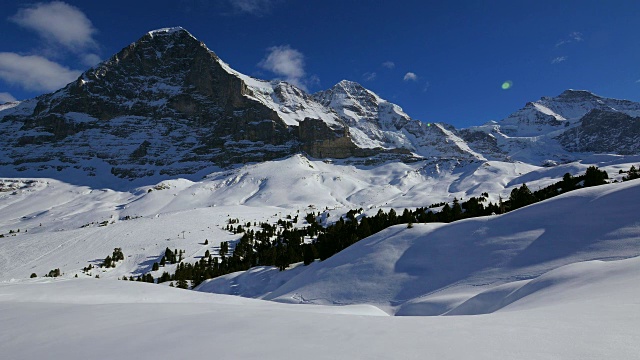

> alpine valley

[{"left": 1, "top": 27, "right": 639, "bottom": 359}]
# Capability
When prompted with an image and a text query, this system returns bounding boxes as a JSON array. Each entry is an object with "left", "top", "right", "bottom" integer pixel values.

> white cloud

[
  {"left": 230, "top": 0, "right": 275, "bottom": 15},
  {"left": 0, "top": 52, "right": 81, "bottom": 92},
  {"left": 258, "top": 45, "right": 307, "bottom": 90},
  {"left": 81, "top": 53, "right": 102, "bottom": 67},
  {"left": 10, "top": 1, "right": 97, "bottom": 52},
  {"left": 382, "top": 61, "right": 395, "bottom": 69},
  {"left": 0, "top": 92, "right": 17, "bottom": 103},
  {"left": 551, "top": 56, "right": 568, "bottom": 64},
  {"left": 363, "top": 72, "right": 377, "bottom": 81},
  {"left": 403, "top": 72, "right": 418, "bottom": 81},
  {"left": 555, "top": 31, "right": 584, "bottom": 47},
  {"left": 570, "top": 31, "right": 584, "bottom": 42}
]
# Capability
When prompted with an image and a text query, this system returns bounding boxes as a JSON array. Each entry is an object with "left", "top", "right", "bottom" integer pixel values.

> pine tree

[
  {"left": 177, "top": 279, "right": 188, "bottom": 289},
  {"left": 152, "top": 262, "right": 159, "bottom": 271},
  {"left": 452, "top": 198, "right": 463, "bottom": 220},
  {"left": 584, "top": 166, "right": 608, "bottom": 187},
  {"left": 509, "top": 183, "right": 535, "bottom": 210},
  {"left": 220, "top": 242, "right": 229, "bottom": 257},
  {"left": 103, "top": 255, "right": 112, "bottom": 268}
]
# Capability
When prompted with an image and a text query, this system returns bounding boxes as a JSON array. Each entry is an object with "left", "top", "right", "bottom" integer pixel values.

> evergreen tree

[
  {"left": 303, "top": 244, "right": 318, "bottom": 265},
  {"left": 440, "top": 203, "right": 452, "bottom": 222},
  {"left": 583, "top": 166, "right": 608, "bottom": 187},
  {"left": 561, "top": 173, "right": 575, "bottom": 192},
  {"left": 220, "top": 242, "right": 229, "bottom": 257},
  {"left": 177, "top": 279, "right": 188, "bottom": 289},
  {"left": 103, "top": 255, "right": 112, "bottom": 268},
  {"left": 623, "top": 165, "right": 640, "bottom": 181},
  {"left": 452, "top": 198, "right": 463, "bottom": 220},
  {"left": 152, "top": 262, "right": 159, "bottom": 271},
  {"left": 509, "top": 183, "right": 536, "bottom": 210}
]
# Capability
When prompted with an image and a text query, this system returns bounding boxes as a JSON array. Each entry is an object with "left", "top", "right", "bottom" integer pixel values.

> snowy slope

[
  {"left": 197, "top": 179, "right": 640, "bottom": 315},
  {"left": 218, "top": 58, "right": 344, "bottom": 128},
  {"left": 1, "top": 256, "right": 639, "bottom": 359},
  {"left": 2, "top": 153, "right": 638, "bottom": 282}
]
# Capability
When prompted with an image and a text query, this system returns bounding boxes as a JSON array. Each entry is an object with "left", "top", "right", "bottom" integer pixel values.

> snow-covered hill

[
  {"left": 196, "top": 178, "right": 640, "bottom": 315},
  {"left": 2, "top": 240, "right": 639, "bottom": 359},
  {"left": 2, "top": 153, "right": 638, "bottom": 282}
]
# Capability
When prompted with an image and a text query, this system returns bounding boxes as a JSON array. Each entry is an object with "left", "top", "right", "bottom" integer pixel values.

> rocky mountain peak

[
  {"left": 333, "top": 79, "right": 367, "bottom": 92},
  {"left": 147, "top": 26, "right": 190, "bottom": 37},
  {"left": 556, "top": 89, "right": 599, "bottom": 100}
]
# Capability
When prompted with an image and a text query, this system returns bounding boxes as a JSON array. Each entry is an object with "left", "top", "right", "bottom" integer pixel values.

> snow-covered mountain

[
  {"left": 0, "top": 27, "right": 484, "bottom": 185},
  {"left": 314, "top": 80, "right": 484, "bottom": 160},
  {"left": 6, "top": 26, "right": 640, "bottom": 185},
  {"left": 460, "top": 90, "right": 640, "bottom": 163}
]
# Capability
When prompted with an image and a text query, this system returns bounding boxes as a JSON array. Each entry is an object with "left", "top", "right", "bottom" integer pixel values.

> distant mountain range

[{"left": 1, "top": 26, "right": 639, "bottom": 182}]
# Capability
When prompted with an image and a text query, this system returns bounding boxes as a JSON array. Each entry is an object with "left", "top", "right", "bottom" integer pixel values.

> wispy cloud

[
  {"left": 555, "top": 31, "right": 584, "bottom": 47},
  {"left": 403, "top": 72, "right": 418, "bottom": 81},
  {"left": 0, "top": 52, "right": 81, "bottom": 91},
  {"left": 551, "top": 56, "right": 568, "bottom": 64},
  {"left": 0, "top": 92, "right": 17, "bottom": 103},
  {"left": 259, "top": 45, "right": 309, "bottom": 90},
  {"left": 80, "top": 53, "right": 102, "bottom": 67},
  {"left": 569, "top": 31, "right": 583, "bottom": 42},
  {"left": 229, "top": 0, "right": 276, "bottom": 15},
  {"left": 363, "top": 72, "right": 377, "bottom": 81},
  {"left": 422, "top": 81, "right": 431, "bottom": 93},
  {"left": 10, "top": 1, "right": 98, "bottom": 53},
  {"left": 382, "top": 61, "right": 395, "bottom": 69}
]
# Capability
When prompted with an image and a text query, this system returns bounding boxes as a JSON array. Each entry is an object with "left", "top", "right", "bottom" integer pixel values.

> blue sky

[{"left": 1, "top": 0, "right": 639, "bottom": 128}]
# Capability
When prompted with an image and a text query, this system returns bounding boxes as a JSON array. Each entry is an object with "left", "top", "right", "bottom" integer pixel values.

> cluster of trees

[
  {"left": 508, "top": 166, "right": 609, "bottom": 211},
  {"left": 45, "top": 268, "right": 61, "bottom": 277},
  {"left": 101, "top": 248, "right": 124, "bottom": 268},
  {"left": 109, "top": 166, "right": 612, "bottom": 290},
  {"left": 621, "top": 165, "right": 640, "bottom": 181},
  {"left": 120, "top": 273, "right": 155, "bottom": 283}
]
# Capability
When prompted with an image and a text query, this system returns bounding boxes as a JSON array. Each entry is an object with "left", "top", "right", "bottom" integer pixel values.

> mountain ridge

[{"left": 1, "top": 27, "right": 640, "bottom": 185}]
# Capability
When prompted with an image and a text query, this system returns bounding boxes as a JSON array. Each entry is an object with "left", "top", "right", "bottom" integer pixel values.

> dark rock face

[
  {"left": 457, "top": 129, "right": 506, "bottom": 159},
  {"left": 298, "top": 118, "right": 376, "bottom": 158},
  {"left": 557, "top": 109, "right": 640, "bottom": 154}
]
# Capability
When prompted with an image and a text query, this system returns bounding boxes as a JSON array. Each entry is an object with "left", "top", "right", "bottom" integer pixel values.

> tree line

[{"left": 123, "top": 166, "right": 610, "bottom": 289}]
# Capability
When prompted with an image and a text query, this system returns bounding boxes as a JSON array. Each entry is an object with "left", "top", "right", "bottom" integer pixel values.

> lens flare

[{"left": 501, "top": 81, "right": 513, "bottom": 90}]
